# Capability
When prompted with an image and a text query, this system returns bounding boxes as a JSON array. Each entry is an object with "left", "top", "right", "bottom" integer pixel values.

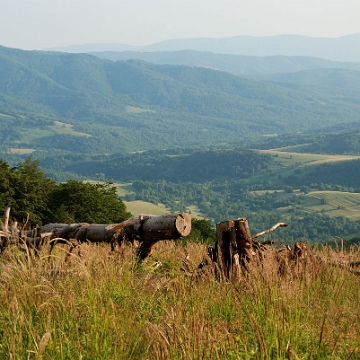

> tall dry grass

[{"left": 0, "top": 240, "right": 359, "bottom": 359}]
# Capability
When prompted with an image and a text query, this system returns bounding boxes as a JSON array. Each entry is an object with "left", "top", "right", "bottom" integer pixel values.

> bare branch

[
  {"left": 252, "top": 222, "right": 288, "bottom": 240},
  {"left": 21, "top": 213, "right": 30, "bottom": 232},
  {"left": 2, "top": 207, "right": 10, "bottom": 236}
]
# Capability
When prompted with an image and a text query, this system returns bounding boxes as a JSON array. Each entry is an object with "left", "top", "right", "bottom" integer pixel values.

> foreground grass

[{"left": 0, "top": 241, "right": 359, "bottom": 359}]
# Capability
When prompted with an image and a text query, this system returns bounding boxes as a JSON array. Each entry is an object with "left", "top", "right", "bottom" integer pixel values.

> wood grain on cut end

[{"left": 175, "top": 213, "right": 192, "bottom": 237}]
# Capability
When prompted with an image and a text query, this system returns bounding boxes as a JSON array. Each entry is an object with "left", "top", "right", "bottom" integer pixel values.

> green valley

[
  {"left": 1, "top": 45, "right": 360, "bottom": 156},
  {"left": 2, "top": 45, "right": 360, "bottom": 244}
]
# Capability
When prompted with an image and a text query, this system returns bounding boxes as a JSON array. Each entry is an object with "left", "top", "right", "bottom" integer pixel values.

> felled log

[
  {"left": 45, "top": 213, "right": 192, "bottom": 260},
  {"left": 1, "top": 206, "right": 191, "bottom": 260},
  {"left": 105, "top": 213, "right": 191, "bottom": 258}
]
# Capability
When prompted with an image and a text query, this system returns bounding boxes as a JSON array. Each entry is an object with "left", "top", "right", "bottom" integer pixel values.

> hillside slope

[{"left": 1, "top": 45, "right": 360, "bottom": 154}]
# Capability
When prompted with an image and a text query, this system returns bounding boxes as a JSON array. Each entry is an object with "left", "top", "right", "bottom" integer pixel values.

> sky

[{"left": 1, "top": 0, "right": 360, "bottom": 50}]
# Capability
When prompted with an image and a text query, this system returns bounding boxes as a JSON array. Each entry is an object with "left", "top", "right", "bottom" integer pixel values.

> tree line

[{"left": 0, "top": 158, "right": 131, "bottom": 226}]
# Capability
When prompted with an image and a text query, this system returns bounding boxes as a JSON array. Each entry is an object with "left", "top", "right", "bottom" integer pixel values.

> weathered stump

[
  {"left": 214, "top": 218, "right": 254, "bottom": 281},
  {"left": 209, "top": 218, "right": 288, "bottom": 282}
]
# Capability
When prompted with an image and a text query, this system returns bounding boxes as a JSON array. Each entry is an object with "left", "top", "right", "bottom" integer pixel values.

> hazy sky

[{"left": 1, "top": 0, "right": 360, "bottom": 50}]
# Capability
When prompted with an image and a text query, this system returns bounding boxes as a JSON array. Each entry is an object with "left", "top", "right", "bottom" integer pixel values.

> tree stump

[{"left": 214, "top": 218, "right": 254, "bottom": 281}]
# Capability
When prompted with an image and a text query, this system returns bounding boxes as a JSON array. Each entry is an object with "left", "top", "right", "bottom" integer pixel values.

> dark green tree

[
  {"left": 46, "top": 180, "right": 131, "bottom": 224},
  {"left": 0, "top": 157, "right": 56, "bottom": 224},
  {"left": 0, "top": 160, "right": 13, "bottom": 210},
  {"left": 183, "top": 218, "right": 215, "bottom": 245}
]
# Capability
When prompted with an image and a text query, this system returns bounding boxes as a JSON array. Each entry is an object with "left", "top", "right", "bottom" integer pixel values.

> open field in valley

[
  {"left": 8, "top": 148, "right": 36, "bottom": 154},
  {"left": 14, "top": 121, "right": 91, "bottom": 145},
  {"left": 302, "top": 191, "right": 360, "bottom": 219},
  {"left": 258, "top": 149, "right": 360, "bottom": 167},
  {"left": 124, "top": 200, "right": 170, "bottom": 216}
]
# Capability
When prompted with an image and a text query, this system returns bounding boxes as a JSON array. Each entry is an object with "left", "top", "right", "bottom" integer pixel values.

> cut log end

[{"left": 175, "top": 213, "right": 192, "bottom": 237}]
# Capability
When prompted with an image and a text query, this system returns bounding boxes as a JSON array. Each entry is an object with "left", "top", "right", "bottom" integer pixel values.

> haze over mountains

[
  {"left": 47, "top": 33, "right": 360, "bottom": 62},
  {"left": 89, "top": 51, "right": 360, "bottom": 76},
  {"left": 1, "top": 43, "right": 360, "bottom": 155}
]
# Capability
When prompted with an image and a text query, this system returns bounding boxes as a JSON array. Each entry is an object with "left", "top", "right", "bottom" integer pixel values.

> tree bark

[
  {"left": 214, "top": 218, "right": 254, "bottom": 281},
  {"left": 107, "top": 213, "right": 191, "bottom": 259}
]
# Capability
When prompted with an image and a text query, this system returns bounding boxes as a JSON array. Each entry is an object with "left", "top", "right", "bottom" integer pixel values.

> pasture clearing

[
  {"left": 0, "top": 112, "right": 14, "bottom": 119},
  {"left": 126, "top": 105, "right": 156, "bottom": 114},
  {"left": 124, "top": 200, "right": 170, "bottom": 216},
  {"left": 49, "top": 121, "right": 91, "bottom": 137},
  {"left": 8, "top": 148, "right": 35, "bottom": 155},
  {"left": 114, "top": 182, "right": 135, "bottom": 196},
  {"left": 257, "top": 149, "right": 360, "bottom": 167},
  {"left": 14, "top": 121, "right": 91, "bottom": 144},
  {"left": 185, "top": 205, "right": 205, "bottom": 219},
  {"left": 248, "top": 189, "right": 360, "bottom": 220},
  {"left": 302, "top": 190, "right": 360, "bottom": 220},
  {"left": 85, "top": 181, "right": 135, "bottom": 197}
]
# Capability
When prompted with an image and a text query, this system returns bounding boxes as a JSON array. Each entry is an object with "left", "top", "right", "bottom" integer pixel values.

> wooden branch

[
  {"left": 2, "top": 207, "right": 10, "bottom": 236},
  {"left": 252, "top": 222, "right": 288, "bottom": 239},
  {"left": 11, "top": 221, "right": 18, "bottom": 237},
  {"left": 49, "top": 237, "right": 79, "bottom": 256},
  {"left": 21, "top": 213, "right": 30, "bottom": 232}
]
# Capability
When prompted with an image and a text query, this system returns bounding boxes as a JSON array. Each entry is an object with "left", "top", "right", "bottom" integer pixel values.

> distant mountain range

[
  {"left": 88, "top": 50, "right": 360, "bottom": 76},
  {"left": 1, "top": 45, "right": 360, "bottom": 156},
  {"left": 47, "top": 33, "right": 360, "bottom": 62}
]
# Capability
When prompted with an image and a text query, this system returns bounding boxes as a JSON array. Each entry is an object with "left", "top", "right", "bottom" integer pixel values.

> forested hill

[
  {"left": 50, "top": 149, "right": 276, "bottom": 183},
  {"left": 1, "top": 45, "right": 360, "bottom": 154},
  {"left": 261, "top": 68, "right": 360, "bottom": 96},
  {"left": 89, "top": 50, "right": 360, "bottom": 76}
]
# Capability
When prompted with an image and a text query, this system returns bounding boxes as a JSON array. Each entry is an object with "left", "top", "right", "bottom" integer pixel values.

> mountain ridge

[
  {"left": 88, "top": 50, "right": 360, "bottom": 76},
  {"left": 45, "top": 33, "right": 360, "bottom": 62}
]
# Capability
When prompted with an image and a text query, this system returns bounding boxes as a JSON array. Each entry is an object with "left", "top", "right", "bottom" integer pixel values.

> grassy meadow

[
  {"left": 126, "top": 106, "right": 156, "bottom": 114},
  {"left": 8, "top": 148, "right": 36, "bottom": 155},
  {"left": 12, "top": 121, "right": 91, "bottom": 146},
  {"left": 258, "top": 150, "right": 360, "bottom": 167},
  {"left": 124, "top": 200, "right": 170, "bottom": 216},
  {"left": 250, "top": 189, "right": 360, "bottom": 221},
  {"left": 0, "top": 240, "right": 359, "bottom": 359},
  {"left": 302, "top": 191, "right": 360, "bottom": 220}
]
